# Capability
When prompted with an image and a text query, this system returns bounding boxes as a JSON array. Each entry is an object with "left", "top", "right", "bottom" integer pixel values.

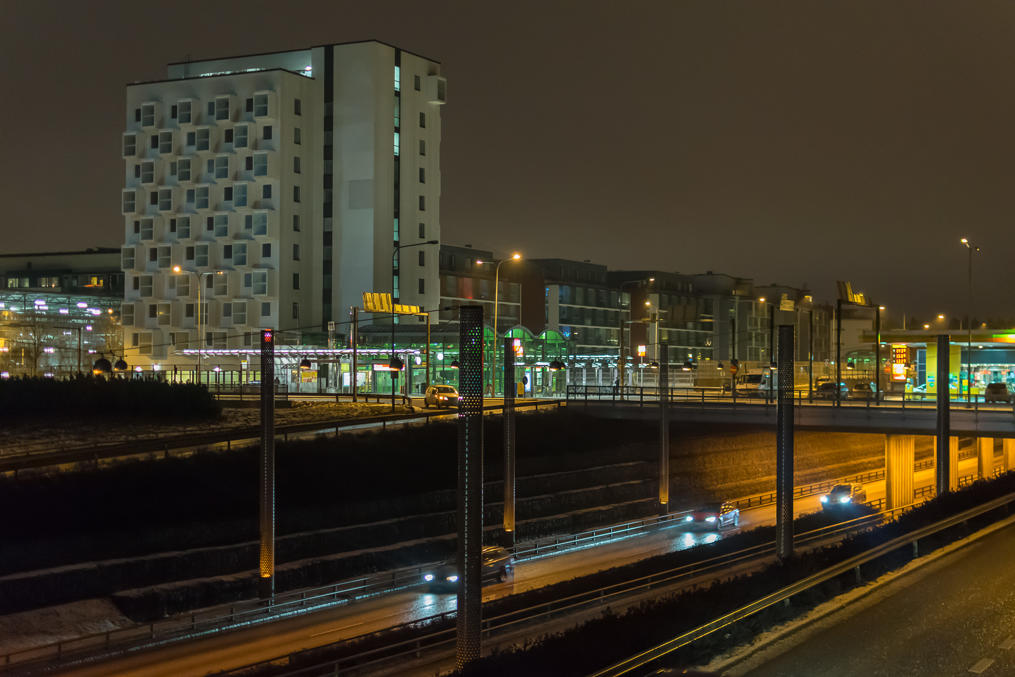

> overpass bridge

[{"left": 569, "top": 386, "right": 1015, "bottom": 512}]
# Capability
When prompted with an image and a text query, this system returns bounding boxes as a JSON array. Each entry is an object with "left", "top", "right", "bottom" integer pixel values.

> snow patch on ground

[{"left": 0, "top": 598, "right": 132, "bottom": 653}]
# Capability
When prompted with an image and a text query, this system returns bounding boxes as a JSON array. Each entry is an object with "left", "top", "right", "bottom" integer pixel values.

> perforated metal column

[
  {"left": 776, "top": 325, "right": 794, "bottom": 561},
  {"left": 259, "top": 329, "right": 276, "bottom": 598},
  {"left": 935, "top": 334, "right": 951, "bottom": 496},
  {"left": 502, "top": 336, "right": 516, "bottom": 543},
  {"left": 885, "top": 434, "right": 915, "bottom": 509},
  {"left": 658, "top": 343, "right": 669, "bottom": 512},
  {"left": 456, "top": 306, "right": 484, "bottom": 670}
]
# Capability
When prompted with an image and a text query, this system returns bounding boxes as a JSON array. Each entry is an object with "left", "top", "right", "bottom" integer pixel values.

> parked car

[
  {"left": 684, "top": 501, "right": 740, "bottom": 530},
  {"left": 423, "top": 545, "right": 514, "bottom": 591},
  {"left": 424, "top": 385, "right": 459, "bottom": 408},
  {"left": 820, "top": 483, "right": 867, "bottom": 509},
  {"left": 815, "top": 381, "right": 848, "bottom": 400},
  {"left": 849, "top": 382, "right": 876, "bottom": 400},
  {"left": 985, "top": 382, "right": 1013, "bottom": 404}
]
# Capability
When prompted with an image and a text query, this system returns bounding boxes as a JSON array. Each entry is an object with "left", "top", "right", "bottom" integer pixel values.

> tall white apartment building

[{"left": 120, "top": 40, "right": 445, "bottom": 369}]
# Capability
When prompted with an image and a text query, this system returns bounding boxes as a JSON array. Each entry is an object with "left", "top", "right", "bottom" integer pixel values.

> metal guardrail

[
  {"left": 567, "top": 384, "right": 1015, "bottom": 412},
  {"left": 0, "top": 399, "right": 565, "bottom": 473},
  {"left": 217, "top": 506, "right": 911, "bottom": 677},
  {"left": 591, "top": 489, "right": 1015, "bottom": 676}
]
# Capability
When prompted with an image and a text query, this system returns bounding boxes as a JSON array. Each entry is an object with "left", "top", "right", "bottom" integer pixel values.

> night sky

[{"left": 4, "top": 0, "right": 1014, "bottom": 321}]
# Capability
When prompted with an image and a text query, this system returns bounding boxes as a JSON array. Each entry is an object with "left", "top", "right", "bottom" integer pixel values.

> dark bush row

[{"left": 0, "top": 376, "right": 220, "bottom": 421}]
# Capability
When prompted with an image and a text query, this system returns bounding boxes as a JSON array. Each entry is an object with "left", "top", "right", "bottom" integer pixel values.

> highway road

[
  {"left": 734, "top": 516, "right": 1015, "bottom": 676},
  {"left": 66, "top": 458, "right": 981, "bottom": 677}
]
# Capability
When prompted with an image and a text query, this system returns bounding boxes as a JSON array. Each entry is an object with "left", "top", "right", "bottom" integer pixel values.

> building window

[
  {"left": 176, "top": 275, "right": 190, "bottom": 297},
  {"left": 293, "top": 273, "right": 300, "bottom": 289},
  {"left": 224, "top": 187, "right": 233, "bottom": 202},
  {"left": 141, "top": 104, "right": 155, "bottom": 127},
  {"left": 261, "top": 302, "right": 271, "bottom": 317},
  {"left": 292, "top": 302, "right": 299, "bottom": 320},
  {"left": 293, "top": 214, "right": 300, "bottom": 231},
  {"left": 262, "top": 184, "right": 272, "bottom": 199},
  {"left": 293, "top": 185, "right": 300, "bottom": 202},
  {"left": 418, "top": 250, "right": 425, "bottom": 266},
  {"left": 418, "top": 195, "right": 425, "bottom": 211},
  {"left": 253, "top": 271, "right": 268, "bottom": 295},
  {"left": 149, "top": 247, "right": 157, "bottom": 263},
  {"left": 233, "top": 242, "right": 247, "bottom": 265},
  {"left": 418, "top": 278, "right": 425, "bottom": 294},
  {"left": 419, "top": 112, "right": 426, "bottom": 128},
  {"left": 419, "top": 139, "right": 425, "bottom": 156},
  {"left": 122, "top": 190, "right": 136, "bottom": 214},
  {"left": 207, "top": 101, "right": 215, "bottom": 117},
  {"left": 123, "top": 134, "right": 136, "bottom": 157},
  {"left": 394, "top": 65, "right": 400, "bottom": 91},
  {"left": 149, "top": 191, "right": 158, "bottom": 206},
  {"left": 294, "top": 98, "right": 301, "bottom": 115},
  {"left": 224, "top": 129, "right": 233, "bottom": 144},
  {"left": 215, "top": 97, "right": 229, "bottom": 121},
  {"left": 293, "top": 156, "right": 301, "bottom": 174},
  {"left": 140, "top": 275, "right": 153, "bottom": 297},
  {"left": 158, "top": 189, "right": 172, "bottom": 211},
  {"left": 414, "top": 75, "right": 421, "bottom": 91},
  {"left": 223, "top": 244, "right": 233, "bottom": 260},
  {"left": 196, "top": 128, "right": 209, "bottom": 151},
  {"left": 214, "top": 214, "right": 228, "bottom": 237},
  {"left": 214, "top": 156, "right": 229, "bottom": 179},
  {"left": 158, "top": 246, "right": 171, "bottom": 268},
  {"left": 418, "top": 223, "right": 425, "bottom": 238},
  {"left": 262, "top": 243, "right": 271, "bottom": 258},
  {"left": 150, "top": 135, "right": 158, "bottom": 150},
  {"left": 245, "top": 97, "right": 253, "bottom": 113},
  {"left": 196, "top": 186, "right": 209, "bottom": 209},
  {"left": 122, "top": 303, "right": 134, "bottom": 327},
  {"left": 253, "top": 153, "right": 268, "bottom": 176},
  {"left": 140, "top": 161, "right": 154, "bottom": 184},
  {"left": 252, "top": 213, "right": 268, "bottom": 235},
  {"left": 292, "top": 243, "right": 300, "bottom": 260},
  {"left": 159, "top": 131, "right": 173, "bottom": 154},
  {"left": 185, "top": 246, "right": 195, "bottom": 262},
  {"left": 196, "top": 244, "right": 209, "bottom": 267},
  {"left": 121, "top": 247, "right": 135, "bottom": 270},
  {"left": 177, "top": 216, "right": 190, "bottom": 238},
  {"left": 233, "top": 302, "right": 246, "bottom": 325},
  {"left": 294, "top": 127, "right": 301, "bottom": 144},
  {"left": 234, "top": 183, "right": 247, "bottom": 207},
  {"left": 178, "top": 100, "right": 191, "bottom": 124},
  {"left": 263, "top": 125, "right": 273, "bottom": 141},
  {"left": 254, "top": 94, "right": 268, "bottom": 117},
  {"left": 419, "top": 168, "right": 425, "bottom": 183},
  {"left": 177, "top": 158, "right": 191, "bottom": 181},
  {"left": 234, "top": 125, "right": 248, "bottom": 148},
  {"left": 393, "top": 131, "right": 400, "bottom": 156}
]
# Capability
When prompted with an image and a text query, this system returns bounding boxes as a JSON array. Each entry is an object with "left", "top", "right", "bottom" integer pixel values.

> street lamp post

[
  {"left": 961, "top": 238, "right": 980, "bottom": 401},
  {"left": 617, "top": 278, "right": 653, "bottom": 395},
  {"left": 477, "top": 253, "right": 521, "bottom": 395},
  {"left": 173, "top": 266, "right": 222, "bottom": 386},
  {"left": 391, "top": 240, "right": 439, "bottom": 411}
]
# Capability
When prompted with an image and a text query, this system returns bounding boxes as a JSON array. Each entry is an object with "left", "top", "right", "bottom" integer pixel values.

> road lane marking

[
  {"left": 969, "top": 658, "right": 995, "bottom": 674},
  {"left": 310, "top": 621, "right": 364, "bottom": 638},
  {"left": 1000, "top": 636, "right": 1015, "bottom": 650}
]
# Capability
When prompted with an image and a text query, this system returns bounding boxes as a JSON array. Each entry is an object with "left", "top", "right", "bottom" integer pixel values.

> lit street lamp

[
  {"left": 477, "top": 252, "right": 522, "bottom": 394},
  {"left": 390, "top": 240, "right": 439, "bottom": 411},
  {"left": 172, "top": 265, "right": 223, "bottom": 386},
  {"left": 961, "top": 238, "right": 980, "bottom": 401}
]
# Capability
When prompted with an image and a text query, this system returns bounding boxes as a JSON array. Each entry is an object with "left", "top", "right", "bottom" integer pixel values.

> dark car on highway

[
  {"left": 423, "top": 545, "right": 514, "bottom": 591},
  {"left": 850, "top": 382, "right": 876, "bottom": 400},
  {"left": 685, "top": 502, "right": 739, "bottom": 530},
  {"left": 815, "top": 381, "right": 848, "bottom": 400},
  {"left": 820, "top": 483, "right": 867, "bottom": 509},
  {"left": 985, "top": 382, "right": 1013, "bottom": 404}
]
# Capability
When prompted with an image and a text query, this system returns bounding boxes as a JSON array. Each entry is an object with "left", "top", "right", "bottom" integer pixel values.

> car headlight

[
  {"left": 685, "top": 515, "right": 694, "bottom": 522},
  {"left": 446, "top": 574, "right": 459, "bottom": 582},
  {"left": 820, "top": 495, "right": 828, "bottom": 503},
  {"left": 839, "top": 496, "right": 851, "bottom": 504},
  {"left": 705, "top": 515, "right": 716, "bottom": 523},
  {"left": 423, "top": 574, "right": 434, "bottom": 582}
]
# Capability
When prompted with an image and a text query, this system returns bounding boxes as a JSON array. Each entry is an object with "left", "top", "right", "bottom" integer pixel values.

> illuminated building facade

[{"left": 120, "top": 41, "right": 445, "bottom": 373}]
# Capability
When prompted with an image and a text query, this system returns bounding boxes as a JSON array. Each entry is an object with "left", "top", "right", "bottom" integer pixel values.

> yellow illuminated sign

[{"left": 362, "top": 292, "right": 421, "bottom": 315}]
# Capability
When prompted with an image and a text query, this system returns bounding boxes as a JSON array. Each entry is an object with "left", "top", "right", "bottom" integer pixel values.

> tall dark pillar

[
  {"left": 456, "top": 305, "right": 484, "bottom": 670},
  {"left": 502, "top": 336, "right": 516, "bottom": 544},
  {"left": 776, "top": 325, "right": 794, "bottom": 560},
  {"left": 835, "top": 299, "right": 843, "bottom": 407},
  {"left": 936, "top": 334, "right": 951, "bottom": 496},
  {"left": 659, "top": 342, "right": 669, "bottom": 512},
  {"left": 258, "top": 329, "right": 276, "bottom": 599}
]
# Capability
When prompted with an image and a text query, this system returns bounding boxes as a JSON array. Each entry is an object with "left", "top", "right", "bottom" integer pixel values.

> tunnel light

[{"left": 423, "top": 574, "right": 434, "bottom": 582}]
